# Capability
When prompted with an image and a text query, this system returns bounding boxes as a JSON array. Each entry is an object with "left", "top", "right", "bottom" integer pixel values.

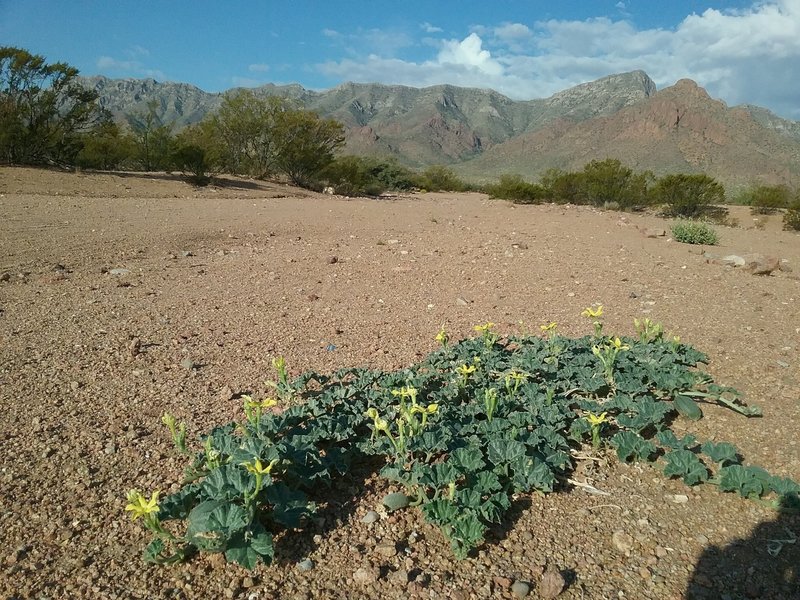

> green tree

[
  {"left": 486, "top": 174, "right": 546, "bottom": 204},
  {"left": 580, "top": 159, "right": 651, "bottom": 209},
  {"left": 126, "top": 100, "right": 174, "bottom": 171},
  {"left": 748, "top": 184, "right": 793, "bottom": 215},
  {"left": 272, "top": 109, "right": 345, "bottom": 187},
  {"left": 651, "top": 173, "right": 726, "bottom": 217},
  {"left": 207, "top": 90, "right": 289, "bottom": 177},
  {"left": 76, "top": 121, "right": 134, "bottom": 170},
  {"left": 539, "top": 168, "right": 583, "bottom": 203},
  {"left": 0, "top": 46, "right": 105, "bottom": 165},
  {"left": 418, "top": 165, "right": 466, "bottom": 192}
]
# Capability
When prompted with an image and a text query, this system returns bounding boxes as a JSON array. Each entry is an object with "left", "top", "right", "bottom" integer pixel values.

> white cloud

[
  {"left": 322, "top": 28, "right": 340, "bottom": 38},
  {"left": 248, "top": 63, "right": 270, "bottom": 72},
  {"left": 96, "top": 55, "right": 166, "bottom": 80},
  {"left": 314, "top": 1, "right": 800, "bottom": 119},
  {"left": 421, "top": 22, "right": 443, "bottom": 34}
]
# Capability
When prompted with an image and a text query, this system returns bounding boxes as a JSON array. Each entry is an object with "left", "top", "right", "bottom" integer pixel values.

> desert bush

[
  {"left": 323, "top": 156, "right": 417, "bottom": 196},
  {"left": 671, "top": 220, "right": 719, "bottom": 245},
  {"left": 418, "top": 165, "right": 467, "bottom": 192},
  {"left": 76, "top": 121, "right": 135, "bottom": 170},
  {"left": 580, "top": 159, "right": 651, "bottom": 210},
  {"left": 486, "top": 174, "right": 546, "bottom": 204},
  {"left": 172, "top": 143, "right": 212, "bottom": 186},
  {"left": 539, "top": 168, "right": 584, "bottom": 204},
  {"left": 748, "top": 185, "right": 793, "bottom": 215},
  {"left": 652, "top": 173, "right": 726, "bottom": 218},
  {"left": 784, "top": 197, "right": 800, "bottom": 231}
]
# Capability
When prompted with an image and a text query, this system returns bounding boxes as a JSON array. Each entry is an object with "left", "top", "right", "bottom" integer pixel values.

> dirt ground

[{"left": 0, "top": 167, "right": 798, "bottom": 600}]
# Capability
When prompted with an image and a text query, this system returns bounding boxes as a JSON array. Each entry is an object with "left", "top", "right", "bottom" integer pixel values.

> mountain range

[{"left": 79, "top": 71, "right": 800, "bottom": 189}]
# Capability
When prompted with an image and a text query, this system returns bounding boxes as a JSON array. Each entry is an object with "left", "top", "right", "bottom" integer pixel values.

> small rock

[
  {"left": 455, "top": 297, "right": 470, "bottom": 306},
  {"left": 539, "top": 566, "right": 566, "bottom": 598},
  {"left": 382, "top": 492, "right": 410, "bottom": 511},
  {"left": 778, "top": 260, "right": 792, "bottom": 273},
  {"left": 655, "top": 545, "right": 668, "bottom": 558},
  {"left": 181, "top": 358, "right": 196, "bottom": 370},
  {"left": 104, "top": 442, "right": 117, "bottom": 455},
  {"left": 387, "top": 239, "right": 400, "bottom": 245},
  {"left": 218, "top": 385, "right": 235, "bottom": 401},
  {"left": 493, "top": 576, "right": 512, "bottom": 590},
  {"left": 242, "top": 577, "right": 255, "bottom": 588},
  {"left": 297, "top": 558, "right": 314, "bottom": 572},
  {"left": 360, "top": 510, "right": 380, "bottom": 524},
  {"left": 375, "top": 542, "right": 397, "bottom": 558},
  {"left": 511, "top": 242, "right": 529, "bottom": 250},
  {"left": 388, "top": 568, "right": 410, "bottom": 584},
  {"left": 721, "top": 255, "right": 746, "bottom": 267},
  {"left": 0, "top": 272, "right": 10, "bottom": 282},
  {"left": 742, "top": 253, "right": 780, "bottom": 275},
  {"left": 181, "top": 250, "right": 194, "bottom": 257},
  {"left": 668, "top": 494, "right": 689, "bottom": 504},
  {"left": 109, "top": 268, "right": 130, "bottom": 276},
  {"left": 128, "top": 337, "right": 141, "bottom": 358},
  {"left": 612, "top": 530, "right": 635, "bottom": 555},
  {"left": 638, "top": 566, "right": 652, "bottom": 580},
  {"left": 70, "top": 381, "right": 80, "bottom": 391},
  {"left": 327, "top": 256, "right": 338, "bottom": 264},
  {"left": 776, "top": 360, "right": 789, "bottom": 369},
  {"left": 511, "top": 580, "right": 530, "bottom": 598},
  {"left": 353, "top": 566, "right": 379, "bottom": 585}
]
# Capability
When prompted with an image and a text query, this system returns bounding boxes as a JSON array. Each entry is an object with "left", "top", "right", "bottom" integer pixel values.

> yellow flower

[
  {"left": 242, "top": 458, "right": 279, "bottom": 476},
  {"left": 125, "top": 490, "right": 160, "bottom": 521},
  {"left": 426, "top": 403, "right": 439, "bottom": 414},
  {"left": 506, "top": 370, "right": 527, "bottom": 383},
  {"left": 540, "top": 322, "right": 558, "bottom": 332},
  {"left": 161, "top": 413, "right": 176, "bottom": 428},
  {"left": 672, "top": 335, "right": 681, "bottom": 344},
  {"left": 610, "top": 337, "right": 630, "bottom": 351},
  {"left": 474, "top": 322, "right": 495, "bottom": 334},
  {"left": 582, "top": 305, "right": 604, "bottom": 319},
  {"left": 435, "top": 327, "right": 448, "bottom": 345},
  {"left": 374, "top": 416, "right": 389, "bottom": 433},
  {"left": 456, "top": 364, "right": 476, "bottom": 377},
  {"left": 272, "top": 356, "right": 286, "bottom": 371},
  {"left": 391, "top": 386, "right": 417, "bottom": 399},
  {"left": 365, "top": 407, "right": 379, "bottom": 420},
  {"left": 586, "top": 412, "right": 608, "bottom": 426},
  {"left": 242, "top": 394, "right": 258, "bottom": 409},
  {"left": 260, "top": 397, "right": 278, "bottom": 409}
]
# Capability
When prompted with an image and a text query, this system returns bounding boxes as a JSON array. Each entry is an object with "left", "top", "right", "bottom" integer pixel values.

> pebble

[
  {"left": 353, "top": 566, "right": 379, "bottom": 585},
  {"left": 327, "top": 256, "right": 338, "bottom": 264},
  {"left": 612, "top": 530, "right": 635, "bottom": 555},
  {"left": 360, "top": 510, "right": 380, "bottom": 524},
  {"left": 511, "top": 580, "right": 530, "bottom": 598},
  {"left": 456, "top": 297, "right": 469, "bottom": 306},
  {"left": 181, "top": 250, "right": 194, "bottom": 257},
  {"left": 539, "top": 566, "right": 566, "bottom": 598},
  {"left": 180, "top": 358, "right": 196, "bottom": 370},
  {"left": 297, "top": 558, "right": 314, "bottom": 572},
  {"left": 375, "top": 541, "right": 397, "bottom": 558}
]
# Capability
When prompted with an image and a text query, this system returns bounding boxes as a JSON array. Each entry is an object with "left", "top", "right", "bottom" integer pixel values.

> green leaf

[
  {"left": 186, "top": 500, "right": 248, "bottom": 552},
  {"left": 200, "top": 464, "right": 254, "bottom": 501},
  {"left": 143, "top": 539, "right": 165, "bottom": 563},
  {"left": 662, "top": 449, "right": 708, "bottom": 485},
  {"left": 422, "top": 499, "right": 458, "bottom": 525},
  {"left": 673, "top": 395, "right": 703, "bottom": 421},
  {"left": 450, "top": 447, "right": 485, "bottom": 472},
  {"left": 655, "top": 431, "right": 697, "bottom": 450},
  {"left": 717, "top": 465, "right": 770, "bottom": 498},
  {"left": 224, "top": 522, "right": 273, "bottom": 570},
  {"left": 265, "top": 483, "right": 313, "bottom": 528},
  {"left": 610, "top": 431, "right": 656, "bottom": 462},
  {"left": 700, "top": 441, "right": 739, "bottom": 466},
  {"left": 449, "top": 513, "right": 486, "bottom": 559},
  {"left": 471, "top": 471, "right": 502, "bottom": 493},
  {"left": 487, "top": 438, "right": 526, "bottom": 465}
]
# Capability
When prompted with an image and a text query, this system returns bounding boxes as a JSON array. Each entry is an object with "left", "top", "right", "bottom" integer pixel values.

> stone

[
  {"left": 353, "top": 566, "right": 379, "bottom": 585},
  {"left": 0, "top": 272, "right": 10, "bottom": 282},
  {"left": 612, "top": 530, "right": 635, "bottom": 555},
  {"left": 360, "top": 510, "right": 380, "bottom": 524},
  {"left": 109, "top": 268, "right": 130, "bottom": 276},
  {"left": 296, "top": 558, "right": 314, "bottom": 572},
  {"left": 539, "top": 566, "right": 566, "bottom": 598},
  {"left": 181, "top": 250, "right": 194, "bottom": 257},
  {"left": 456, "top": 297, "right": 470, "bottom": 306},
  {"left": 493, "top": 576, "right": 512, "bottom": 589},
  {"left": 217, "top": 385, "right": 234, "bottom": 401},
  {"left": 128, "top": 337, "right": 141, "bottom": 358},
  {"left": 375, "top": 541, "right": 397, "bottom": 558},
  {"left": 642, "top": 228, "right": 666, "bottom": 238},
  {"left": 327, "top": 256, "right": 338, "bottom": 264},
  {"left": 511, "top": 580, "right": 530, "bottom": 598},
  {"left": 388, "top": 568, "right": 410, "bottom": 584},
  {"left": 720, "top": 255, "right": 746, "bottom": 267},
  {"left": 180, "top": 358, "right": 196, "bottom": 370},
  {"left": 742, "top": 253, "right": 780, "bottom": 275}
]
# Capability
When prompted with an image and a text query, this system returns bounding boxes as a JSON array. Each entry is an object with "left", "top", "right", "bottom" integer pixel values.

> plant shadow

[{"left": 685, "top": 496, "right": 799, "bottom": 599}]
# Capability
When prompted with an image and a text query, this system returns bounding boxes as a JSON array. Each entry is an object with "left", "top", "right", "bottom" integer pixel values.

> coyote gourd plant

[{"left": 127, "top": 311, "right": 799, "bottom": 568}]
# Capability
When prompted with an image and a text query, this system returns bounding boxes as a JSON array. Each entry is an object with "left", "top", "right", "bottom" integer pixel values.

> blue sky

[{"left": 2, "top": 0, "right": 799, "bottom": 118}]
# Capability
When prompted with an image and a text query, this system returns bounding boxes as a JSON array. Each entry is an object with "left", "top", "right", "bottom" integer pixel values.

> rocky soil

[{"left": 0, "top": 167, "right": 798, "bottom": 599}]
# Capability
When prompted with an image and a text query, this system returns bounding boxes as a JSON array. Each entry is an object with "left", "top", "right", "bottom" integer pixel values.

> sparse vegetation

[
  {"left": 746, "top": 185, "right": 793, "bottom": 215},
  {"left": 485, "top": 174, "right": 546, "bottom": 204},
  {"left": 784, "top": 197, "right": 800, "bottom": 231},
  {"left": 671, "top": 220, "right": 719, "bottom": 245},
  {"left": 652, "top": 173, "right": 726, "bottom": 218},
  {"left": 418, "top": 165, "right": 467, "bottom": 192}
]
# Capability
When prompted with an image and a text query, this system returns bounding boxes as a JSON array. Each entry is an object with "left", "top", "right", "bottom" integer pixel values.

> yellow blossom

[
  {"left": 242, "top": 458, "right": 279, "bottom": 476},
  {"left": 582, "top": 305, "right": 604, "bottom": 319},
  {"left": 456, "top": 364, "right": 477, "bottom": 377},
  {"left": 435, "top": 327, "right": 448, "bottom": 345},
  {"left": 474, "top": 322, "right": 495, "bottom": 334},
  {"left": 586, "top": 412, "right": 608, "bottom": 426},
  {"left": 610, "top": 337, "right": 630, "bottom": 351},
  {"left": 540, "top": 322, "right": 558, "bottom": 332},
  {"left": 125, "top": 490, "right": 160, "bottom": 521}
]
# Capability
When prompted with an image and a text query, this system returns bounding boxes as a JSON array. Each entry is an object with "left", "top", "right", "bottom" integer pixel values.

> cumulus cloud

[
  {"left": 96, "top": 55, "right": 166, "bottom": 80},
  {"left": 421, "top": 22, "right": 443, "bottom": 33},
  {"left": 314, "top": 1, "right": 800, "bottom": 119}
]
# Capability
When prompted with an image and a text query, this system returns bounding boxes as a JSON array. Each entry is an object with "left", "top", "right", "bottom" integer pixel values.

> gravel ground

[{"left": 0, "top": 167, "right": 798, "bottom": 600}]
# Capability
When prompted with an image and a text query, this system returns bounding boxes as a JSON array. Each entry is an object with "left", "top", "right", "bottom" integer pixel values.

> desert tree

[
  {"left": 272, "top": 108, "right": 345, "bottom": 187},
  {"left": 0, "top": 46, "right": 106, "bottom": 165}
]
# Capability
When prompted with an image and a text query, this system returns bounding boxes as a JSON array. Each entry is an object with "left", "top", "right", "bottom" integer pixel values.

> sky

[{"left": 2, "top": 0, "right": 799, "bottom": 119}]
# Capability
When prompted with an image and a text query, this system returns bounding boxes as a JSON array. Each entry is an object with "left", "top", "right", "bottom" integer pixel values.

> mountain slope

[{"left": 457, "top": 79, "right": 800, "bottom": 189}]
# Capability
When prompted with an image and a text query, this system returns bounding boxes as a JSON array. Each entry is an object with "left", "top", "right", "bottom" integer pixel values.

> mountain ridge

[{"left": 78, "top": 71, "right": 800, "bottom": 189}]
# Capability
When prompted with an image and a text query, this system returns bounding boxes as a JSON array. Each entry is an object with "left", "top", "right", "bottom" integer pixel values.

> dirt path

[{"left": 0, "top": 167, "right": 798, "bottom": 599}]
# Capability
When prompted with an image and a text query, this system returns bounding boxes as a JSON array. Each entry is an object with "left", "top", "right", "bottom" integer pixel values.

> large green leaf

[
  {"left": 610, "top": 431, "right": 656, "bottom": 462},
  {"left": 487, "top": 439, "right": 526, "bottom": 465},
  {"left": 265, "top": 483, "right": 312, "bottom": 528},
  {"left": 662, "top": 449, "right": 708, "bottom": 485},
  {"left": 700, "top": 441, "right": 739, "bottom": 466}
]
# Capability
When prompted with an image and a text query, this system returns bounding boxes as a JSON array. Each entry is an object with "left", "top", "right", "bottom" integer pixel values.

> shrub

[
  {"left": 323, "top": 156, "right": 417, "bottom": 197},
  {"left": 784, "top": 197, "right": 800, "bottom": 231},
  {"left": 486, "top": 174, "right": 546, "bottom": 204},
  {"left": 172, "top": 143, "right": 212, "bottom": 186},
  {"left": 652, "top": 174, "right": 726, "bottom": 218},
  {"left": 671, "top": 220, "right": 719, "bottom": 245},
  {"left": 418, "top": 165, "right": 466, "bottom": 192},
  {"left": 539, "top": 168, "right": 584, "bottom": 204},
  {"left": 748, "top": 185, "right": 792, "bottom": 215},
  {"left": 580, "top": 159, "right": 651, "bottom": 210}
]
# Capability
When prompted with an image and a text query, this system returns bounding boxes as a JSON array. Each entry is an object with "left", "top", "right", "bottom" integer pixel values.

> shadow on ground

[{"left": 686, "top": 497, "right": 799, "bottom": 599}]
